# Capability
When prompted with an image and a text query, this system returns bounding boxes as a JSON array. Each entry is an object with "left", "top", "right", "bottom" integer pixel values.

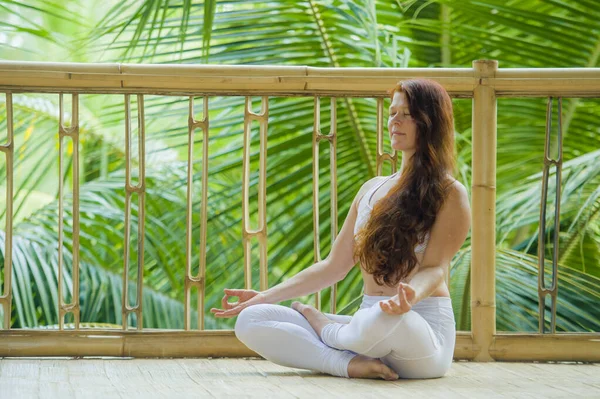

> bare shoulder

[
  {"left": 445, "top": 177, "right": 469, "bottom": 204},
  {"left": 440, "top": 177, "right": 471, "bottom": 223},
  {"left": 420, "top": 177, "right": 471, "bottom": 269}
]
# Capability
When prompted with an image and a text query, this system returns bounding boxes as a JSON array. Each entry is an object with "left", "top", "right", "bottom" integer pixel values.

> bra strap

[{"left": 366, "top": 172, "right": 399, "bottom": 207}]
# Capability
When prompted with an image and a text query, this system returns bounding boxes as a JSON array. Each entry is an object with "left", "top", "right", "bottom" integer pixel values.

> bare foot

[
  {"left": 291, "top": 301, "right": 334, "bottom": 337},
  {"left": 348, "top": 355, "right": 399, "bottom": 381}
]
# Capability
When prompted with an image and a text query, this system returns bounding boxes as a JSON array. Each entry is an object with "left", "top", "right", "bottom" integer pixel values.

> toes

[
  {"left": 384, "top": 368, "right": 399, "bottom": 380},
  {"left": 375, "top": 362, "right": 399, "bottom": 381},
  {"left": 386, "top": 371, "right": 399, "bottom": 380}
]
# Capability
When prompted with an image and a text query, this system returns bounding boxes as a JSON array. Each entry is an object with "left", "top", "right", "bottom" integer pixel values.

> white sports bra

[{"left": 354, "top": 171, "right": 430, "bottom": 254}]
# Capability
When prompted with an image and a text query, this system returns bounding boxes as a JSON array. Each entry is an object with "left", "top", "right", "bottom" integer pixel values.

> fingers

[
  {"left": 210, "top": 308, "right": 234, "bottom": 317},
  {"left": 221, "top": 294, "right": 237, "bottom": 310},
  {"left": 222, "top": 288, "right": 245, "bottom": 310},
  {"left": 214, "top": 288, "right": 252, "bottom": 317},
  {"left": 379, "top": 299, "right": 400, "bottom": 314},
  {"left": 379, "top": 286, "right": 411, "bottom": 315},
  {"left": 379, "top": 301, "right": 391, "bottom": 313},
  {"left": 401, "top": 282, "right": 415, "bottom": 297},
  {"left": 225, "top": 288, "right": 252, "bottom": 299},
  {"left": 399, "top": 285, "right": 411, "bottom": 310},
  {"left": 211, "top": 306, "right": 241, "bottom": 318},
  {"left": 387, "top": 297, "right": 402, "bottom": 313}
]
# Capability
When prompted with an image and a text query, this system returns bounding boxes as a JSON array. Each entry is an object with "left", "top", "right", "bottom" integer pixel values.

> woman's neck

[{"left": 399, "top": 150, "right": 414, "bottom": 173}]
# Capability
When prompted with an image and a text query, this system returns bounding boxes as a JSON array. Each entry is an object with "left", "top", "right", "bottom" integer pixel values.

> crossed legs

[
  {"left": 291, "top": 301, "right": 399, "bottom": 380},
  {"left": 235, "top": 303, "right": 399, "bottom": 380},
  {"left": 235, "top": 300, "right": 443, "bottom": 380},
  {"left": 291, "top": 300, "right": 446, "bottom": 379}
]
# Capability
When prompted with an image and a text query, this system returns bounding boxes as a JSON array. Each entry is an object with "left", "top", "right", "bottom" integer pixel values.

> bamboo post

[
  {"left": 312, "top": 97, "right": 338, "bottom": 312},
  {"left": 184, "top": 96, "right": 209, "bottom": 330},
  {"left": 241, "top": 97, "right": 269, "bottom": 293},
  {"left": 121, "top": 94, "right": 146, "bottom": 331},
  {"left": 471, "top": 59, "right": 498, "bottom": 361},
  {"left": 58, "top": 93, "right": 81, "bottom": 330},
  {"left": 312, "top": 97, "right": 322, "bottom": 310},
  {"left": 376, "top": 98, "right": 398, "bottom": 175},
  {"left": 0, "top": 93, "right": 13, "bottom": 330}
]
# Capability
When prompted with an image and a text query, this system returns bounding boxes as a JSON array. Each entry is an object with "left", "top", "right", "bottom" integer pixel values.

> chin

[
  {"left": 391, "top": 143, "right": 408, "bottom": 152},
  {"left": 390, "top": 137, "right": 413, "bottom": 153}
]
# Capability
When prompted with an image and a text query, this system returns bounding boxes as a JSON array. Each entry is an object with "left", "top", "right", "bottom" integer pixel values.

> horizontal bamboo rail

[
  {"left": 2, "top": 330, "right": 597, "bottom": 362},
  {"left": 0, "top": 61, "right": 600, "bottom": 96},
  {"left": 489, "top": 334, "right": 600, "bottom": 362},
  {"left": 0, "top": 60, "right": 599, "bottom": 363},
  {"left": 0, "top": 331, "right": 478, "bottom": 359}
]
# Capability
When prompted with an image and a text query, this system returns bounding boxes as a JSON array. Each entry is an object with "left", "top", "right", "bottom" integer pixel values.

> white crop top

[{"left": 354, "top": 171, "right": 430, "bottom": 254}]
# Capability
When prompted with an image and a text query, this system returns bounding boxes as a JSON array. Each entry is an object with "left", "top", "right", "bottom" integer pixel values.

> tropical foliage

[{"left": 0, "top": 0, "right": 598, "bottom": 332}]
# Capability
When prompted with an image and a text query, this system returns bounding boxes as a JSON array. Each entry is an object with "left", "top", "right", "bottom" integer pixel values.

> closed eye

[{"left": 389, "top": 109, "right": 412, "bottom": 118}]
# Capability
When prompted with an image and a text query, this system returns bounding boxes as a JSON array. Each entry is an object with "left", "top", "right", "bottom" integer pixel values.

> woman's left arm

[{"left": 380, "top": 182, "right": 471, "bottom": 315}]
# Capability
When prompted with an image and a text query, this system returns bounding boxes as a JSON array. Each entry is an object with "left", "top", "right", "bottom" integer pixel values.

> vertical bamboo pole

[
  {"left": 122, "top": 94, "right": 146, "bottom": 331},
  {"left": 185, "top": 96, "right": 209, "bottom": 330},
  {"left": 312, "top": 97, "right": 322, "bottom": 310},
  {"left": 376, "top": 98, "right": 398, "bottom": 175},
  {"left": 328, "top": 98, "right": 338, "bottom": 314},
  {"left": 241, "top": 97, "right": 269, "bottom": 292},
  {"left": 538, "top": 97, "right": 562, "bottom": 334},
  {"left": 122, "top": 95, "right": 132, "bottom": 330},
  {"left": 71, "top": 94, "right": 81, "bottom": 330},
  {"left": 0, "top": 93, "right": 13, "bottom": 330},
  {"left": 312, "top": 97, "right": 338, "bottom": 312},
  {"left": 57, "top": 93, "right": 81, "bottom": 330},
  {"left": 135, "top": 94, "right": 146, "bottom": 330},
  {"left": 257, "top": 98, "right": 269, "bottom": 293},
  {"left": 471, "top": 59, "right": 498, "bottom": 361}
]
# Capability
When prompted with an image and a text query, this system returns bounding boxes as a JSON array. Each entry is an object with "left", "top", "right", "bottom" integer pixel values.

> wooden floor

[{"left": 1, "top": 358, "right": 598, "bottom": 399}]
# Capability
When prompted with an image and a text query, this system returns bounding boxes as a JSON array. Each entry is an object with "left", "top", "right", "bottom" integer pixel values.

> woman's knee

[
  {"left": 234, "top": 305, "right": 263, "bottom": 341},
  {"left": 234, "top": 304, "right": 281, "bottom": 340}
]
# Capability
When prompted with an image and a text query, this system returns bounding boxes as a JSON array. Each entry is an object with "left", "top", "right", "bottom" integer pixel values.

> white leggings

[{"left": 234, "top": 294, "right": 456, "bottom": 379}]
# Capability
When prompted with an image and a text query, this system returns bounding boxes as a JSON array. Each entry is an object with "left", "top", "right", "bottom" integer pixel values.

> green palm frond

[
  {"left": 0, "top": 94, "right": 125, "bottom": 224},
  {"left": 450, "top": 247, "right": 600, "bottom": 332},
  {"left": 496, "top": 249, "right": 600, "bottom": 332},
  {"left": 1, "top": 230, "right": 215, "bottom": 329}
]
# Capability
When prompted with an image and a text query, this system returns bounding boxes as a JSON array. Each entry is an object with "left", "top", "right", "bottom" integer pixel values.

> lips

[{"left": 391, "top": 124, "right": 403, "bottom": 135}]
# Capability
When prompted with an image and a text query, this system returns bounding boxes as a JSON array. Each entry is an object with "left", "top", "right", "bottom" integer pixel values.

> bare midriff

[{"left": 359, "top": 258, "right": 451, "bottom": 298}]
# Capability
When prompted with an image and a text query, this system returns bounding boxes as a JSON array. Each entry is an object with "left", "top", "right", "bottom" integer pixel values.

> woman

[{"left": 210, "top": 79, "right": 471, "bottom": 381}]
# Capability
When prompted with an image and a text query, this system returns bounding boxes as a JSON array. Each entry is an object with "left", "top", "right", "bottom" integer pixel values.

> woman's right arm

[
  {"left": 211, "top": 180, "right": 374, "bottom": 317},
  {"left": 262, "top": 181, "right": 372, "bottom": 304}
]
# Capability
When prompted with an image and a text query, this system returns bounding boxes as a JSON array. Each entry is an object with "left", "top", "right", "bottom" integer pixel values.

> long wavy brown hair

[{"left": 353, "top": 79, "right": 456, "bottom": 287}]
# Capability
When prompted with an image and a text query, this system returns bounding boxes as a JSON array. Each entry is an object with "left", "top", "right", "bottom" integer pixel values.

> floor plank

[{"left": 1, "top": 358, "right": 598, "bottom": 399}]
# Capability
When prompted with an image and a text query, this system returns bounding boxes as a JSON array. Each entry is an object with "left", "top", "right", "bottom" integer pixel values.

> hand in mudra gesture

[
  {"left": 379, "top": 282, "right": 416, "bottom": 315},
  {"left": 210, "top": 288, "right": 267, "bottom": 318}
]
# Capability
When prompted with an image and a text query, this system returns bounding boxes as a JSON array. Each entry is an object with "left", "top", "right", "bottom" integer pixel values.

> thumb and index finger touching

[{"left": 210, "top": 288, "right": 252, "bottom": 318}]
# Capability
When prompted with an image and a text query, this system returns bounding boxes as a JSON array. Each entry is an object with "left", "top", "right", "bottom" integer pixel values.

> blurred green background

[{"left": 0, "top": 0, "right": 598, "bottom": 332}]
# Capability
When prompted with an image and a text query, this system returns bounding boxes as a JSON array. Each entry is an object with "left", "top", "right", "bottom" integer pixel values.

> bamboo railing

[{"left": 0, "top": 60, "right": 599, "bottom": 361}]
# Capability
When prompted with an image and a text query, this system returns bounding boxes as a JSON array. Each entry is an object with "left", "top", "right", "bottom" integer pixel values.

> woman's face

[{"left": 388, "top": 91, "right": 417, "bottom": 153}]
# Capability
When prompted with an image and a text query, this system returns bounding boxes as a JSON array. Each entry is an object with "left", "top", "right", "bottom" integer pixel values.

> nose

[{"left": 390, "top": 114, "right": 410, "bottom": 122}]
